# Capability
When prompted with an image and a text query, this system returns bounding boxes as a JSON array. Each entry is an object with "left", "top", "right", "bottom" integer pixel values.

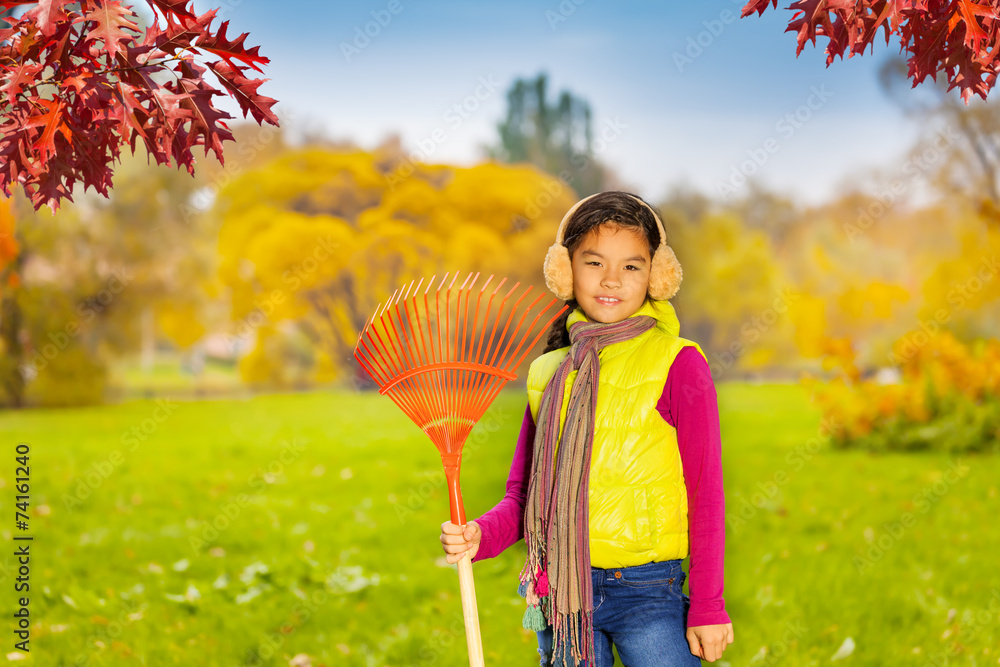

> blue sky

[{"left": 196, "top": 0, "right": 925, "bottom": 206}]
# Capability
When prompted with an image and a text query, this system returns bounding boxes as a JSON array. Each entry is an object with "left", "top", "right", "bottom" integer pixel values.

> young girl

[{"left": 440, "top": 191, "right": 734, "bottom": 666}]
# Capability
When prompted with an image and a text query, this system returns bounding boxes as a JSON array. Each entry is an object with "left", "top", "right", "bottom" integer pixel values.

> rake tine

[
  {"left": 467, "top": 275, "right": 495, "bottom": 414},
  {"left": 486, "top": 280, "right": 523, "bottom": 369},
  {"left": 498, "top": 289, "right": 547, "bottom": 373}
]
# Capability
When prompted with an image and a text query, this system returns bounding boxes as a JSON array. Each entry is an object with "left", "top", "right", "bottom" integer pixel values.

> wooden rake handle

[
  {"left": 457, "top": 547, "right": 484, "bottom": 667},
  {"left": 444, "top": 460, "right": 484, "bottom": 666}
]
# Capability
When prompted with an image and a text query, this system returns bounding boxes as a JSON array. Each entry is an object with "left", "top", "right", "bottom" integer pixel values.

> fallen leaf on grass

[
  {"left": 165, "top": 584, "right": 200, "bottom": 603},
  {"left": 235, "top": 586, "right": 263, "bottom": 604},
  {"left": 240, "top": 561, "right": 269, "bottom": 584},
  {"left": 831, "top": 636, "right": 855, "bottom": 660}
]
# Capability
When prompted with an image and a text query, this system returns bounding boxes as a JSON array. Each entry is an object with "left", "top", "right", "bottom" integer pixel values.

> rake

[{"left": 353, "top": 270, "right": 568, "bottom": 667}]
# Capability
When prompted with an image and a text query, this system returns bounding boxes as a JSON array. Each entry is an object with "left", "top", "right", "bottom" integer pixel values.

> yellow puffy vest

[{"left": 525, "top": 298, "right": 706, "bottom": 569}]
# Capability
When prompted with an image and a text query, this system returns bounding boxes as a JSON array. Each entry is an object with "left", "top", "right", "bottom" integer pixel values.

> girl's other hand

[
  {"left": 686, "top": 622, "right": 734, "bottom": 662},
  {"left": 439, "top": 520, "right": 481, "bottom": 563}
]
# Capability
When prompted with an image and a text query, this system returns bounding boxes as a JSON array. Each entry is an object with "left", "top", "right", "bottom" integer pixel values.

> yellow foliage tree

[
  {"left": 214, "top": 147, "right": 577, "bottom": 386},
  {"left": 919, "top": 224, "right": 1000, "bottom": 339},
  {"left": 668, "top": 210, "right": 792, "bottom": 375}
]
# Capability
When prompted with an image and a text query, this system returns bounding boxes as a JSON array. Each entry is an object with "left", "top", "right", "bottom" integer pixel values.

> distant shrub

[
  {"left": 804, "top": 333, "right": 1000, "bottom": 453},
  {"left": 26, "top": 345, "right": 108, "bottom": 408}
]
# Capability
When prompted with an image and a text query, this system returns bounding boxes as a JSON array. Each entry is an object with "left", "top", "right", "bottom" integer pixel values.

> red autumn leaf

[
  {"left": 24, "top": 98, "right": 70, "bottom": 163},
  {"left": 21, "top": 0, "right": 71, "bottom": 37},
  {"left": 153, "top": 7, "right": 217, "bottom": 55},
  {"left": 147, "top": 87, "right": 198, "bottom": 171},
  {"left": 196, "top": 20, "right": 269, "bottom": 73},
  {"left": 0, "top": 61, "right": 44, "bottom": 101},
  {"left": 110, "top": 80, "right": 151, "bottom": 145},
  {"left": 952, "top": 0, "right": 998, "bottom": 45},
  {"left": 0, "top": 0, "right": 279, "bottom": 211},
  {"left": 172, "top": 59, "right": 234, "bottom": 163},
  {"left": 741, "top": 0, "right": 1000, "bottom": 103},
  {"left": 741, "top": 0, "right": 776, "bottom": 17},
  {"left": 82, "top": 0, "right": 141, "bottom": 61},
  {"left": 206, "top": 60, "right": 279, "bottom": 126},
  {"left": 146, "top": 0, "right": 197, "bottom": 21}
]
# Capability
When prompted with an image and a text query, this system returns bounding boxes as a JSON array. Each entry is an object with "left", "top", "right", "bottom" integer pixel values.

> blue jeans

[{"left": 536, "top": 559, "right": 701, "bottom": 666}]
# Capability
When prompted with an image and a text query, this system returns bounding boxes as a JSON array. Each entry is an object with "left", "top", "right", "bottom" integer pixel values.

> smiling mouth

[{"left": 595, "top": 297, "right": 622, "bottom": 306}]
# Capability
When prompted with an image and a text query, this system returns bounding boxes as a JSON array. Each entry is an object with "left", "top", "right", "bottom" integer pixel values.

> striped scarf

[{"left": 518, "top": 312, "right": 657, "bottom": 666}]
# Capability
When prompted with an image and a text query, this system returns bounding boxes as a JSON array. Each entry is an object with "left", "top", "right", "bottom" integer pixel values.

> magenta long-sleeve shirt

[{"left": 470, "top": 345, "right": 731, "bottom": 629}]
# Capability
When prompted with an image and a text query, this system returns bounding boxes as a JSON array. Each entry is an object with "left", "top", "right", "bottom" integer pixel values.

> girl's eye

[{"left": 586, "top": 262, "right": 640, "bottom": 270}]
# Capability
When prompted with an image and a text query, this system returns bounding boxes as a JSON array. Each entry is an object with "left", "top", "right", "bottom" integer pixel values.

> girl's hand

[
  {"left": 686, "top": 622, "right": 734, "bottom": 662},
  {"left": 439, "top": 520, "right": 482, "bottom": 563}
]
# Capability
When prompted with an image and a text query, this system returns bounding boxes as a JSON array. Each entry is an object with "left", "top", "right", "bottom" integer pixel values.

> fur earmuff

[
  {"left": 543, "top": 242, "right": 574, "bottom": 301},
  {"left": 647, "top": 242, "right": 683, "bottom": 301}
]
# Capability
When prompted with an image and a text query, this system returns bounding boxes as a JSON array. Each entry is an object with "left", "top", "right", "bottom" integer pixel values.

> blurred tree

[
  {"left": 919, "top": 212, "right": 1000, "bottom": 340},
  {"left": 655, "top": 187, "right": 820, "bottom": 378},
  {"left": 879, "top": 55, "right": 1000, "bottom": 224},
  {"left": 0, "top": 195, "right": 25, "bottom": 405},
  {"left": 728, "top": 182, "right": 801, "bottom": 252},
  {"left": 779, "top": 196, "right": 917, "bottom": 373},
  {"left": 0, "top": 128, "right": 278, "bottom": 406},
  {"left": 2, "top": 198, "right": 121, "bottom": 407},
  {"left": 84, "top": 151, "right": 221, "bottom": 363},
  {"left": 668, "top": 207, "right": 793, "bottom": 375},
  {"left": 484, "top": 72, "right": 615, "bottom": 197},
  {"left": 658, "top": 183, "right": 713, "bottom": 227},
  {"left": 872, "top": 57, "right": 1000, "bottom": 343},
  {"left": 214, "top": 144, "right": 577, "bottom": 387}
]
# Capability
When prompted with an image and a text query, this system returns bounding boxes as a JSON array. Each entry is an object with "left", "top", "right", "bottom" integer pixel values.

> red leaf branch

[
  {"left": 740, "top": 0, "right": 1000, "bottom": 103},
  {"left": 0, "top": 0, "right": 280, "bottom": 211}
]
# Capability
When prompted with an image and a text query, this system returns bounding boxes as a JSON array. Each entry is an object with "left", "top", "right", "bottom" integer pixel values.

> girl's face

[{"left": 571, "top": 223, "right": 651, "bottom": 323}]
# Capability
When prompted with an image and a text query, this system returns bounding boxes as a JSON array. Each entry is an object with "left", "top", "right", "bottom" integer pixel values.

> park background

[{"left": 1, "top": 1, "right": 999, "bottom": 665}]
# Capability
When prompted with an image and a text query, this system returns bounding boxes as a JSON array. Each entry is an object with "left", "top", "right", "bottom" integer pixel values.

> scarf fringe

[{"left": 550, "top": 608, "right": 595, "bottom": 665}]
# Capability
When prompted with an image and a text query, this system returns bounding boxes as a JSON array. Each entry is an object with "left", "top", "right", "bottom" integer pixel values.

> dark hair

[{"left": 541, "top": 191, "right": 664, "bottom": 352}]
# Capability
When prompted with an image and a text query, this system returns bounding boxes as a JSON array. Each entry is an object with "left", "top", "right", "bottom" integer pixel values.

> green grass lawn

[{"left": 1, "top": 383, "right": 997, "bottom": 666}]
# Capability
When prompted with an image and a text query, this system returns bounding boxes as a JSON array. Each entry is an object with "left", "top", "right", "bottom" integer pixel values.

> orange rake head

[{"left": 353, "top": 271, "right": 568, "bottom": 525}]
